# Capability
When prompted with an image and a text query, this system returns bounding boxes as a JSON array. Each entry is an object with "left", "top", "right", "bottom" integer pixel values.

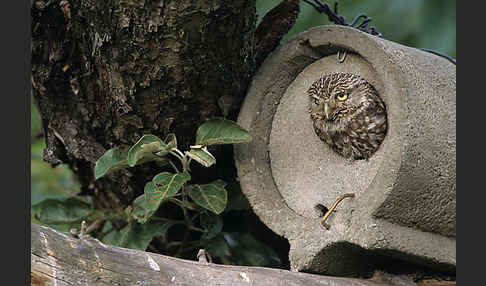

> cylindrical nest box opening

[{"left": 235, "top": 26, "right": 455, "bottom": 276}]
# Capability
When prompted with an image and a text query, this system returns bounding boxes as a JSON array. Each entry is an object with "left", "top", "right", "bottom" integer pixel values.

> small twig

[
  {"left": 321, "top": 193, "right": 355, "bottom": 230},
  {"left": 197, "top": 249, "right": 213, "bottom": 264},
  {"left": 80, "top": 220, "right": 88, "bottom": 236},
  {"left": 86, "top": 219, "right": 104, "bottom": 234},
  {"left": 254, "top": 0, "right": 300, "bottom": 68}
]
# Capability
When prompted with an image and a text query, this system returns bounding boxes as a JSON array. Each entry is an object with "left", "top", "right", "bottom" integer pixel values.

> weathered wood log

[{"left": 31, "top": 223, "right": 394, "bottom": 286}]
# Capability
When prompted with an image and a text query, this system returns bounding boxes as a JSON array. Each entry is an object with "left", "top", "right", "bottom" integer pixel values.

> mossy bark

[{"left": 31, "top": 0, "right": 257, "bottom": 208}]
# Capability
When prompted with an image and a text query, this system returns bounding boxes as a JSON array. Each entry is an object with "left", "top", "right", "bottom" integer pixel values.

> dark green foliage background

[
  {"left": 31, "top": 0, "right": 455, "bottom": 268},
  {"left": 257, "top": 0, "right": 456, "bottom": 58}
]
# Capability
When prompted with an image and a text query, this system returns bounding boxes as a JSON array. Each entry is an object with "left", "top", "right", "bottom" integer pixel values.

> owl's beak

[{"left": 324, "top": 103, "right": 332, "bottom": 120}]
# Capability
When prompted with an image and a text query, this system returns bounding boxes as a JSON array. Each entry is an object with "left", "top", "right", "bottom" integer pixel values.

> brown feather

[{"left": 308, "top": 73, "right": 387, "bottom": 160}]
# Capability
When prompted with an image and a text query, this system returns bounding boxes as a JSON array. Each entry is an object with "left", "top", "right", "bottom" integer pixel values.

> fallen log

[{"left": 31, "top": 223, "right": 394, "bottom": 286}]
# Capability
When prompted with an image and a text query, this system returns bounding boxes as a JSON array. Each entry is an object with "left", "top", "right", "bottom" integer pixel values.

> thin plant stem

[
  {"left": 171, "top": 149, "right": 185, "bottom": 161},
  {"left": 167, "top": 159, "right": 180, "bottom": 173},
  {"left": 150, "top": 216, "right": 184, "bottom": 224},
  {"left": 174, "top": 148, "right": 185, "bottom": 158},
  {"left": 175, "top": 228, "right": 191, "bottom": 257},
  {"left": 188, "top": 226, "right": 205, "bottom": 233},
  {"left": 186, "top": 157, "right": 192, "bottom": 171},
  {"left": 169, "top": 149, "right": 184, "bottom": 162}
]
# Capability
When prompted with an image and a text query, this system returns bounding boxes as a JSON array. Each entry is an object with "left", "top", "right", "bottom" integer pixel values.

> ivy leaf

[
  {"left": 200, "top": 212, "right": 223, "bottom": 240},
  {"left": 145, "top": 172, "right": 191, "bottom": 211},
  {"left": 186, "top": 147, "right": 216, "bottom": 167},
  {"left": 127, "top": 135, "right": 169, "bottom": 167},
  {"left": 94, "top": 147, "right": 130, "bottom": 180},
  {"left": 195, "top": 118, "right": 252, "bottom": 146},
  {"left": 187, "top": 180, "right": 227, "bottom": 214}
]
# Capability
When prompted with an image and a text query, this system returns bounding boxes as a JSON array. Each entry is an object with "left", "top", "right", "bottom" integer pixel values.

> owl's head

[{"left": 308, "top": 73, "right": 378, "bottom": 122}]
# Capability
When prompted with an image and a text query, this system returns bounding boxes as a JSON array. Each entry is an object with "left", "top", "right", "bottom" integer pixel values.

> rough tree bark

[
  {"left": 30, "top": 0, "right": 332, "bottom": 283},
  {"left": 31, "top": 0, "right": 258, "bottom": 209}
]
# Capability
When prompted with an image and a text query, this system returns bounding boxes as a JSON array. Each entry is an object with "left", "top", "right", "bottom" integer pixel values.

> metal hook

[
  {"left": 320, "top": 193, "right": 355, "bottom": 230},
  {"left": 337, "top": 50, "right": 347, "bottom": 63}
]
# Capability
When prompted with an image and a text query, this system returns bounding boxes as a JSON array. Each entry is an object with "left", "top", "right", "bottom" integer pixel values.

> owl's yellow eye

[{"left": 336, "top": 93, "right": 348, "bottom": 101}]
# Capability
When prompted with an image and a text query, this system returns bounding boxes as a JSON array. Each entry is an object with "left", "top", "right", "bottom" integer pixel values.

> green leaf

[
  {"left": 146, "top": 172, "right": 191, "bottom": 211},
  {"left": 31, "top": 163, "right": 81, "bottom": 206},
  {"left": 201, "top": 233, "right": 231, "bottom": 258},
  {"left": 116, "top": 222, "right": 175, "bottom": 251},
  {"left": 37, "top": 221, "right": 84, "bottom": 233},
  {"left": 31, "top": 140, "right": 81, "bottom": 206},
  {"left": 195, "top": 118, "right": 252, "bottom": 146},
  {"left": 131, "top": 194, "right": 155, "bottom": 224},
  {"left": 186, "top": 147, "right": 216, "bottom": 167},
  {"left": 155, "top": 159, "right": 170, "bottom": 168},
  {"left": 100, "top": 221, "right": 119, "bottom": 245},
  {"left": 165, "top": 133, "right": 177, "bottom": 150},
  {"left": 200, "top": 212, "right": 223, "bottom": 240},
  {"left": 222, "top": 232, "right": 281, "bottom": 267},
  {"left": 31, "top": 196, "right": 93, "bottom": 224},
  {"left": 127, "top": 135, "right": 169, "bottom": 167},
  {"left": 94, "top": 147, "right": 130, "bottom": 180},
  {"left": 225, "top": 180, "right": 251, "bottom": 212},
  {"left": 178, "top": 200, "right": 201, "bottom": 211},
  {"left": 187, "top": 180, "right": 227, "bottom": 214}
]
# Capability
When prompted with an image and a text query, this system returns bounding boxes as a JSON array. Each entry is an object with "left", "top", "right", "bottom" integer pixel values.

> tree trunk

[
  {"left": 31, "top": 0, "right": 257, "bottom": 208},
  {"left": 31, "top": 223, "right": 394, "bottom": 286}
]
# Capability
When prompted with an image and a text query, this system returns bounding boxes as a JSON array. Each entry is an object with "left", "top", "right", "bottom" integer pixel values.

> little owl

[{"left": 308, "top": 73, "right": 387, "bottom": 160}]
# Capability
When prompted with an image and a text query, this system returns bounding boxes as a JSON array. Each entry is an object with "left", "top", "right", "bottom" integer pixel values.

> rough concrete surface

[{"left": 234, "top": 26, "right": 456, "bottom": 276}]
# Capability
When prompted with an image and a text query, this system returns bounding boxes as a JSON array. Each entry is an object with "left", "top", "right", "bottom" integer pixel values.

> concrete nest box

[{"left": 234, "top": 26, "right": 456, "bottom": 276}]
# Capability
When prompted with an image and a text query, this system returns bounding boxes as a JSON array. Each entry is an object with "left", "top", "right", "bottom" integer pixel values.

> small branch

[
  {"left": 197, "top": 249, "right": 213, "bottom": 264},
  {"left": 255, "top": 0, "right": 300, "bottom": 68},
  {"left": 85, "top": 219, "right": 104, "bottom": 234}
]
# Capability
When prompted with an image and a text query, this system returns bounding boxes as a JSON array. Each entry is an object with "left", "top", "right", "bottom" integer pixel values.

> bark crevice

[{"left": 32, "top": 0, "right": 257, "bottom": 206}]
